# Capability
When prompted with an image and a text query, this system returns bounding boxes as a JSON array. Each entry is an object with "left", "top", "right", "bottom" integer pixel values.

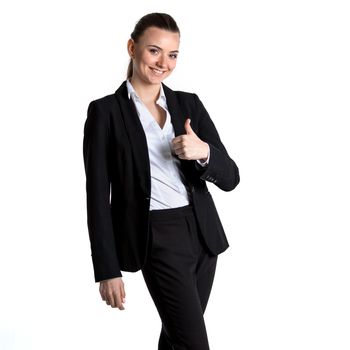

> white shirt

[{"left": 126, "top": 79, "right": 209, "bottom": 210}]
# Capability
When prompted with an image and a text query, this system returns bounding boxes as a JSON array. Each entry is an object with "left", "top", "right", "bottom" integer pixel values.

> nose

[{"left": 156, "top": 54, "right": 166, "bottom": 68}]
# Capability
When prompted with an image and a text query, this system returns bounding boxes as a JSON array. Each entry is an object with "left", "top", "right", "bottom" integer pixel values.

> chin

[{"left": 146, "top": 75, "right": 167, "bottom": 84}]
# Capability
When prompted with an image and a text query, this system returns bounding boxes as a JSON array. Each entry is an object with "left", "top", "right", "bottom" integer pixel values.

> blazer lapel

[
  {"left": 114, "top": 81, "right": 151, "bottom": 196},
  {"left": 162, "top": 82, "right": 186, "bottom": 137},
  {"left": 163, "top": 82, "right": 195, "bottom": 180}
]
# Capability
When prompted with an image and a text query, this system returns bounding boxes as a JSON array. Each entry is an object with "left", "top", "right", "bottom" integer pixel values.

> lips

[{"left": 150, "top": 67, "right": 166, "bottom": 75}]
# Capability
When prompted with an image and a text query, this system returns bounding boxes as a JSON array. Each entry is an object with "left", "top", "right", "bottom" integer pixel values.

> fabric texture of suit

[{"left": 83, "top": 80, "right": 240, "bottom": 282}]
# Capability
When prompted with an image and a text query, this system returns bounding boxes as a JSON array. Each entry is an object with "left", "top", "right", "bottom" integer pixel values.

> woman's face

[{"left": 128, "top": 26, "right": 180, "bottom": 85}]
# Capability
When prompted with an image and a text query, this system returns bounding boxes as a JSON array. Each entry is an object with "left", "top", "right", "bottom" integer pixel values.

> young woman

[{"left": 83, "top": 12, "right": 240, "bottom": 350}]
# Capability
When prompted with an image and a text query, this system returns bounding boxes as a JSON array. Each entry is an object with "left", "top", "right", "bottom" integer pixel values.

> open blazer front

[{"left": 83, "top": 80, "right": 240, "bottom": 282}]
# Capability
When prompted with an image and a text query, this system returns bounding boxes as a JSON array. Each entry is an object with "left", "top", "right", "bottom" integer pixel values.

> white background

[{"left": 1, "top": 0, "right": 349, "bottom": 349}]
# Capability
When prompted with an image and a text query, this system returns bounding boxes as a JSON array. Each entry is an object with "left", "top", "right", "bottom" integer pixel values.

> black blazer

[{"left": 83, "top": 80, "right": 240, "bottom": 282}]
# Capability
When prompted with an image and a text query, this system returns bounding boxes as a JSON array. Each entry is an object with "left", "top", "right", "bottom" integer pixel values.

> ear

[{"left": 127, "top": 38, "right": 135, "bottom": 59}]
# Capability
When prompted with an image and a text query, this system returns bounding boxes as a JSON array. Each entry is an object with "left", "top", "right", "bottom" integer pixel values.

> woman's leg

[
  {"left": 141, "top": 205, "right": 218, "bottom": 350},
  {"left": 158, "top": 324, "right": 173, "bottom": 350},
  {"left": 157, "top": 245, "right": 218, "bottom": 350}
]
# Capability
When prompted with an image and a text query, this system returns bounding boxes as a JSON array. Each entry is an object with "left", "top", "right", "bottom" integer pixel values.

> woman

[{"left": 83, "top": 12, "right": 240, "bottom": 350}]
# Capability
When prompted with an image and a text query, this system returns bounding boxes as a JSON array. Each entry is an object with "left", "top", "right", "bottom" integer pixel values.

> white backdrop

[{"left": 0, "top": 0, "right": 349, "bottom": 349}]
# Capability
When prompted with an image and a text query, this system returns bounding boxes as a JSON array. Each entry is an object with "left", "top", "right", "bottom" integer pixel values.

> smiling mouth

[{"left": 150, "top": 67, "right": 166, "bottom": 75}]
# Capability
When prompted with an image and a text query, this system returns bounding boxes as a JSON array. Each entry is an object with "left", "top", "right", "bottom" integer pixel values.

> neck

[{"left": 129, "top": 76, "right": 161, "bottom": 104}]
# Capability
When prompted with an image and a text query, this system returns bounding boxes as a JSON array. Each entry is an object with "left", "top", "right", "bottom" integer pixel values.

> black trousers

[{"left": 141, "top": 204, "right": 218, "bottom": 350}]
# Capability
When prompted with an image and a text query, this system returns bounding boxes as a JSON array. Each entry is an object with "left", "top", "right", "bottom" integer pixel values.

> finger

[
  {"left": 174, "top": 148, "right": 184, "bottom": 157},
  {"left": 173, "top": 146, "right": 182, "bottom": 155},
  {"left": 100, "top": 287, "right": 106, "bottom": 301},
  {"left": 171, "top": 135, "right": 185, "bottom": 145},
  {"left": 108, "top": 286, "right": 123, "bottom": 310},
  {"left": 177, "top": 151, "right": 188, "bottom": 160},
  {"left": 121, "top": 285, "right": 126, "bottom": 303},
  {"left": 184, "top": 118, "right": 194, "bottom": 135},
  {"left": 116, "top": 292, "right": 125, "bottom": 310},
  {"left": 107, "top": 291, "right": 116, "bottom": 307}
]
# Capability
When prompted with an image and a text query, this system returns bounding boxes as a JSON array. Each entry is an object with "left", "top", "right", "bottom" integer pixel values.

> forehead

[{"left": 138, "top": 27, "right": 180, "bottom": 48}]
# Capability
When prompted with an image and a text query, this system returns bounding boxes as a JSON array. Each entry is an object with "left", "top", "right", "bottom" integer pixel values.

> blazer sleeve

[
  {"left": 193, "top": 93, "right": 240, "bottom": 191},
  {"left": 83, "top": 100, "right": 122, "bottom": 282}
]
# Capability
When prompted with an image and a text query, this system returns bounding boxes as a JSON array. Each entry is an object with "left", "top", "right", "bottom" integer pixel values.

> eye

[
  {"left": 169, "top": 54, "right": 178, "bottom": 59},
  {"left": 149, "top": 48, "right": 159, "bottom": 55}
]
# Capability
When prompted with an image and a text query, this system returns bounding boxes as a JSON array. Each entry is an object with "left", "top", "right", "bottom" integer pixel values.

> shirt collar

[{"left": 126, "top": 79, "right": 166, "bottom": 105}]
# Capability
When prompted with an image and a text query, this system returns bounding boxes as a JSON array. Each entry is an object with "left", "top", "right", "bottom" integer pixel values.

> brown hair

[{"left": 127, "top": 13, "right": 180, "bottom": 80}]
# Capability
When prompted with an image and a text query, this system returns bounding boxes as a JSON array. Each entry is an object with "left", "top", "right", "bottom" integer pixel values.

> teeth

[{"left": 151, "top": 68, "right": 164, "bottom": 75}]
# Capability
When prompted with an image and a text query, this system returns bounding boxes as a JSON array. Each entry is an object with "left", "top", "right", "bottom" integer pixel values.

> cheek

[
  {"left": 141, "top": 52, "right": 155, "bottom": 65},
  {"left": 169, "top": 60, "right": 177, "bottom": 70}
]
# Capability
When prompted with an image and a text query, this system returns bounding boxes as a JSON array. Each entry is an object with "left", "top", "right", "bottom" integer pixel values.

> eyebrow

[{"left": 147, "top": 45, "right": 179, "bottom": 53}]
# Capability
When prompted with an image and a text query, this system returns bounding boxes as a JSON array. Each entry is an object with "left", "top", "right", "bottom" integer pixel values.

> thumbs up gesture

[{"left": 171, "top": 118, "right": 209, "bottom": 162}]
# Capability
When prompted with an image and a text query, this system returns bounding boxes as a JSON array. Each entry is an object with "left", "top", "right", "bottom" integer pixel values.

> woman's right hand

[{"left": 99, "top": 277, "right": 126, "bottom": 310}]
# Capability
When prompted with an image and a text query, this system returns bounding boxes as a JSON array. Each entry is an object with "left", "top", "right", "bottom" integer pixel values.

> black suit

[{"left": 83, "top": 80, "right": 240, "bottom": 283}]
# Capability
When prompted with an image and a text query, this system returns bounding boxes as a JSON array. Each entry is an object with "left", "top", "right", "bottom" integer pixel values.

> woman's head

[{"left": 126, "top": 13, "right": 180, "bottom": 84}]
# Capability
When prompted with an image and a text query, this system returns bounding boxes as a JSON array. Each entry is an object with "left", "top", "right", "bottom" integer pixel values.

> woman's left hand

[{"left": 171, "top": 118, "right": 209, "bottom": 162}]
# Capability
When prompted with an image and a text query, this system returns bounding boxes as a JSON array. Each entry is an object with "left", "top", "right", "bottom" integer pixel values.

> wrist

[{"left": 199, "top": 142, "right": 209, "bottom": 162}]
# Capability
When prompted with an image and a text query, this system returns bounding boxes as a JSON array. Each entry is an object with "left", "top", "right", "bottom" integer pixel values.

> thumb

[{"left": 184, "top": 118, "right": 194, "bottom": 135}]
